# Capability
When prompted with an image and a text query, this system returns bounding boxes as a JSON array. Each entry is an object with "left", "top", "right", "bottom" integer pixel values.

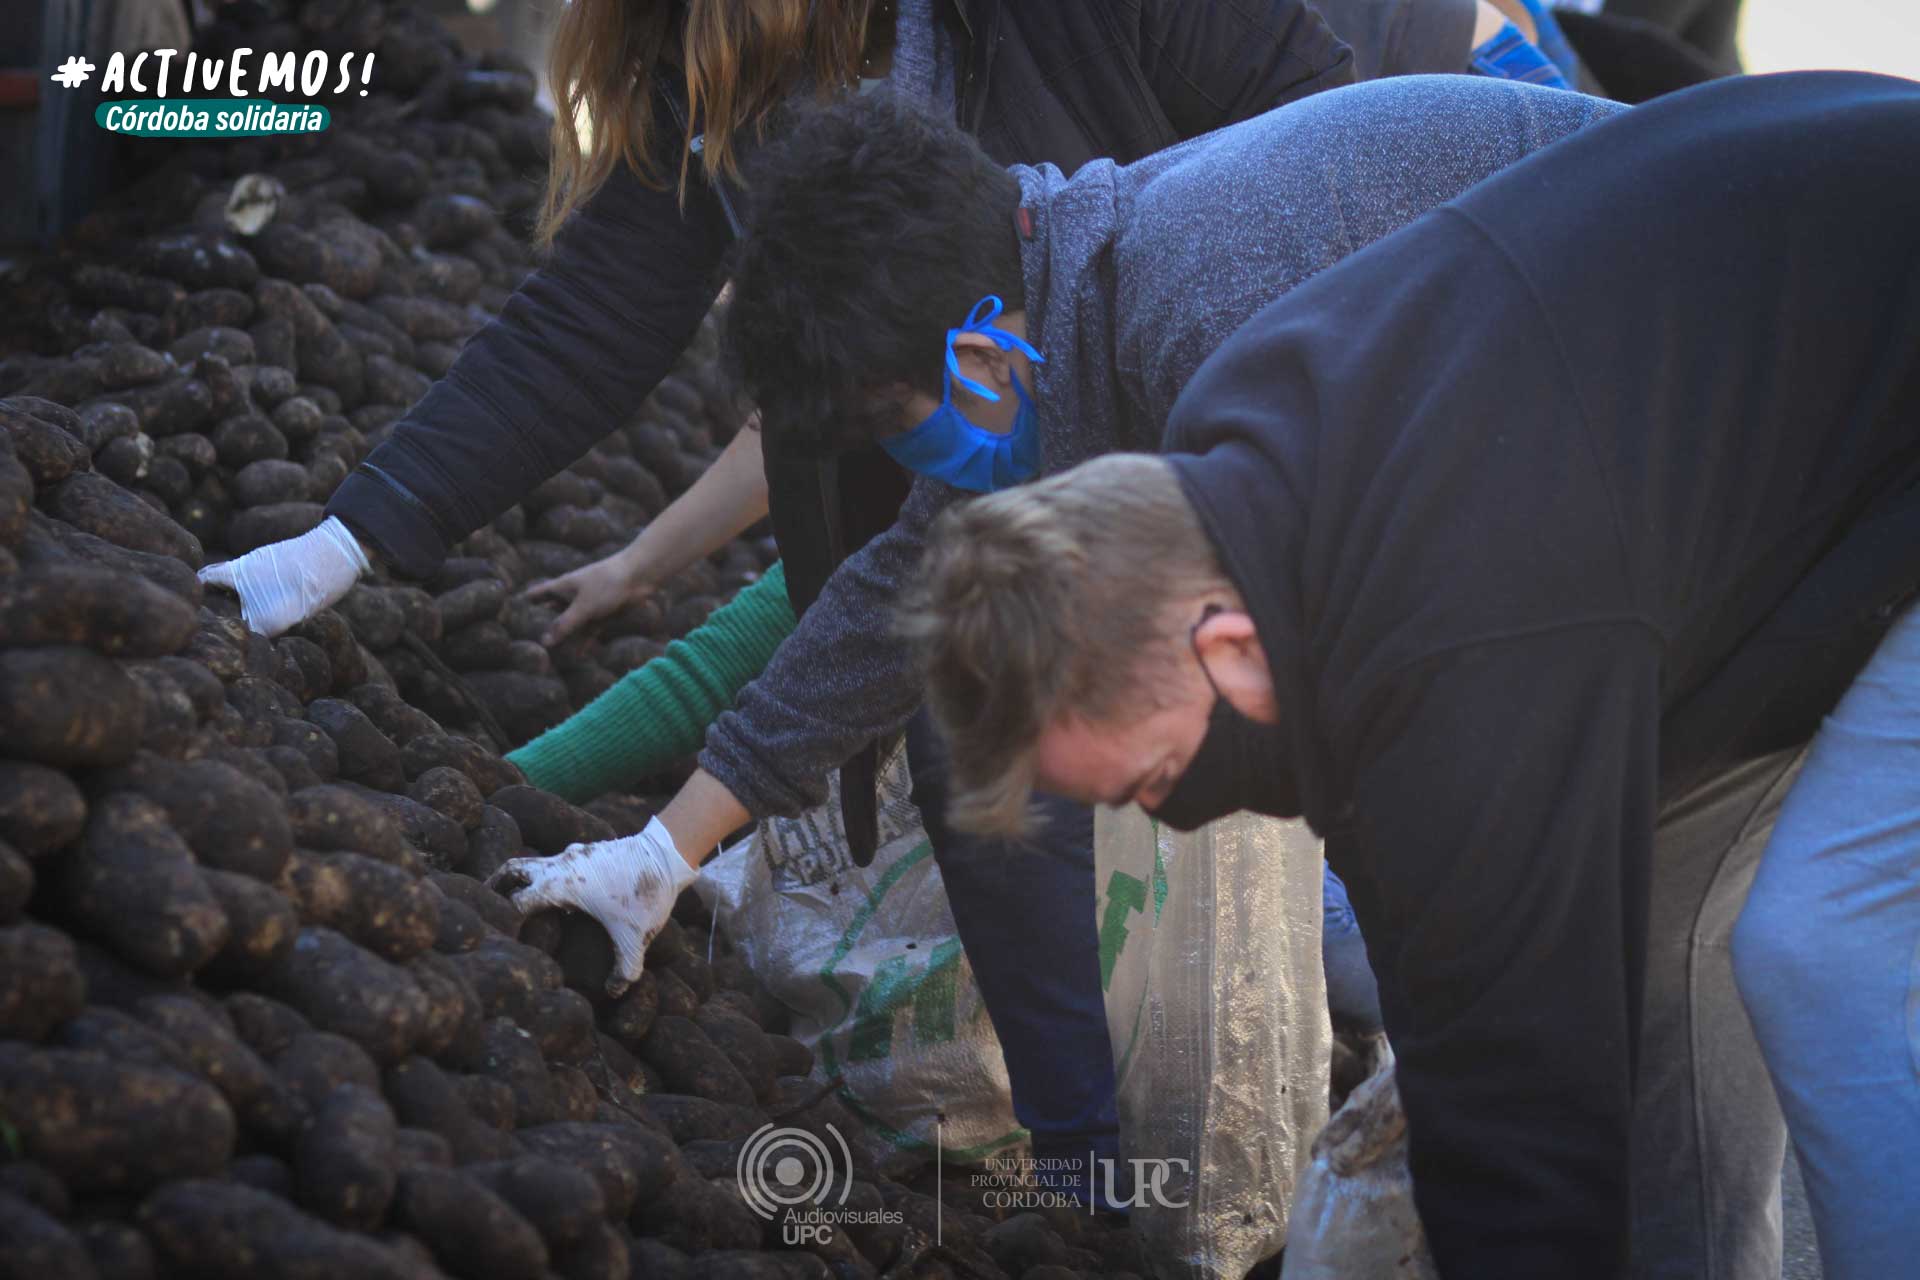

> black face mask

[{"left": 1149, "top": 606, "right": 1298, "bottom": 833}]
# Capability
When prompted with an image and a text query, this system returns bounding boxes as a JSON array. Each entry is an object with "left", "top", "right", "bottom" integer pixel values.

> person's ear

[
  {"left": 1193, "top": 609, "right": 1278, "bottom": 723},
  {"left": 949, "top": 332, "right": 1014, "bottom": 401}
]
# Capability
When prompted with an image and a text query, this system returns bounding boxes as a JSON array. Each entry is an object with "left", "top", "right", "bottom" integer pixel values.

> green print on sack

[
  {"left": 814, "top": 840, "right": 1021, "bottom": 1159},
  {"left": 1097, "top": 840, "right": 1169, "bottom": 990}
]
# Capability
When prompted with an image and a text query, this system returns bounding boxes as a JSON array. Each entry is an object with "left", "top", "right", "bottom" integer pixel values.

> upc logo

[{"left": 735, "top": 1123, "right": 905, "bottom": 1246}]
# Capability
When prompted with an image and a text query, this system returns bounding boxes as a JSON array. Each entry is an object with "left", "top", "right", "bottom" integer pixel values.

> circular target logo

[{"left": 736, "top": 1123, "right": 853, "bottom": 1220}]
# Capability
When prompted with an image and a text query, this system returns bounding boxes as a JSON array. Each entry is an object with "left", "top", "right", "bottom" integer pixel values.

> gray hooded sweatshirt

[{"left": 700, "top": 74, "right": 1625, "bottom": 819}]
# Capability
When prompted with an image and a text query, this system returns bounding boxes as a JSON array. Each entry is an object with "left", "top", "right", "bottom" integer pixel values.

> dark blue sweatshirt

[{"left": 1164, "top": 70, "right": 1920, "bottom": 1279}]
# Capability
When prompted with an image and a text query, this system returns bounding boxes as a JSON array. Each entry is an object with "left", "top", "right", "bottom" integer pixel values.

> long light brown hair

[{"left": 536, "top": 0, "right": 878, "bottom": 250}]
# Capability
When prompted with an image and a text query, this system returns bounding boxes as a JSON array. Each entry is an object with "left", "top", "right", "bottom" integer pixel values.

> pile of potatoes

[
  {"left": 0, "top": 391, "right": 1150, "bottom": 1280},
  {"left": 0, "top": 0, "right": 771, "bottom": 766},
  {"left": 0, "top": 2, "right": 1157, "bottom": 1275}
]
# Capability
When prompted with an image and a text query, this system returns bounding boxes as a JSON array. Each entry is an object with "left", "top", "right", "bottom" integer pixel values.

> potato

[
  {"left": 271, "top": 716, "right": 339, "bottom": 780},
  {"left": 0, "top": 923, "right": 85, "bottom": 1040},
  {"left": 641, "top": 1016, "right": 757, "bottom": 1107},
  {"left": 230, "top": 458, "right": 312, "bottom": 507},
  {"left": 21, "top": 511, "right": 203, "bottom": 602},
  {"left": 263, "top": 928, "right": 431, "bottom": 1064},
  {"left": 0, "top": 443, "right": 27, "bottom": 548},
  {"left": 427, "top": 869, "right": 517, "bottom": 937},
  {"left": 0, "top": 759, "right": 86, "bottom": 856},
  {"left": 513, "top": 1122, "right": 677, "bottom": 1222},
  {"left": 442, "top": 621, "right": 513, "bottom": 671},
  {"left": 0, "top": 840, "right": 28, "bottom": 924},
  {"left": 0, "top": 566, "right": 196, "bottom": 656},
  {"left": 85, "top": 378, "right": 213, "bottom": 438},
  {"left": 306, "top": 698, "right": 403, "bottom": 792},
  {"left": 273, "top": 1029, "right": 379, "bottom": 1113},
  {"left": 402, "top": 733, "right": 522, "bottom": 795},
  {"left": 599, "top": 974, "right": 660, "bottom": 1059},
  {"left": 168, "top": 325, "right": 255, "bottom": 367},
  {"left": 381, "top": 1056, "right": 517, "bottom": 1165},
  {"left": 691, "top": 1004, "right": 777, "bottom": 1102},
  {"left": 226, "top": 671, "right": 301, "bottom": 721},
  {"left": 394, "top": 1127, "right": 453, "bottom": 1170},
  {"left": 288, "top": 610, "right": 363, "bottom": 690},
  {"left": 460, "top": 805, "right": 523, "bottom": 881},
  {"left": 228, "top": 1152, "right": 295, "bottom": 1196},
  {"left": 77, "top": 1218, "right": 156, "bottom": 1280},
  {"left": 633, "top": 1094, "right": 765, "bottom": 1145},
  {"left": 60, "top": 794, "right": 228, "bottom": 976},
  {"left": 53, "top": 1006, "right": 196, "bottom": 1078},
  {"left": 0, "top": 1189, "right": 96, "bottom": 1280},
  {"left": 0, "top": 647, "right": 145, "bottom": 767},
  {"left": 551, "top": 1220, "right": 630, "bottom": 1280},
  {"left": 631, "top": 1238, "right": 696, "bottom": 1280},
  {"left": 444, "top": 934, "right": 561, "bottom": 1022},
  {"left": 464, "top": 671, "right": 570, "bottom": 747},
  {"left": 337, "top": 587, "right": 406, "bottom": 650},
  {"left": 633, "top": 1166, "right": 763, "bottom": 1254},
  {"left": 286, "top": 784, "right": 408, "bottom": 862},
  {"left": 133, "top": 756, "right": 293, "bottom": 880},
  {"left": 405, "top": 951, "right": 483, "bottom": 1062},
  {"left": 462, "top": 1156, "right": 606, "bottom": 1250},
  {"left": 94, "top": 433, "right": 154, "bottom": 486},
  {"left": 42, "top": 473, "right": 202, "bottom": 567},
  {"left": 765, "top": 1034, "right": 815, "bottom": 1080},
  {"left": 136, "top": 233, "right": 260, "bottom": 291},
  {"left": 477, "top": 1016, "right": 559, "bottom": 1127},
  {"left": 0, "top": 1043, "right": 235, "bottom": 1190},
  {"left": 349, "top": 679, "right": 441, "bottom": 752},
  {"left": 435, "top": 579, "right": 507, "bottom": 634},
  {"left": 224, "top": 991, "right": 310, "bottom": 1059},
  {"left": 488, "top": 785, "right": 614, "bottom": 856},
  {"left": 227, "top": 502, "right": 324, "bottom": 555},
  {"left": 200, "top": 868, "right": 299, "bottom": 981},
  {"left": 653, "top": 966, "right": 701, "bottom": 1019},
  {"left": 294, "top": 1082, "right": 397, "bottom": 1230},
  {"left": 409, "top": 765, "right": 483, "bottom": 829},
  {"left": 0, "top": 403, "right": 90, "bottom": 486},
  {"left": 138, "top": 1178, "right": 415, "bottom": 1280},
  {"left": 135, "top": 994, "right": 300, "bottom": 1149},
  {"left": 356, "top": 787, "right": 467, "bottom": 866},
  {"left": 457, "top": 1072, "right": 517, "bottom": 1131},
  {"left": 392, "top": 1166, "right": 549, "bottom": 1280}
]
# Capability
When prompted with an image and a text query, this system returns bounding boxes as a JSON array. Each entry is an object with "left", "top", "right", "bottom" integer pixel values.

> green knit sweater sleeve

[{"left": 507, "top": 562, "right": 796, "bottom": 803}]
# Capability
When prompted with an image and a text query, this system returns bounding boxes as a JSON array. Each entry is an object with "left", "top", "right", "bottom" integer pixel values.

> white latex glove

[
  {"left": 198, "top": 516, "right": 371, "bottom": 638},
  {"left": 488, "top": 817, "right": 699, "bottom": 998}
]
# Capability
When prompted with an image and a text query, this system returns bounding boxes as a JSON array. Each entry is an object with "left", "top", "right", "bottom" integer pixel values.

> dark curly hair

[{"left": 723, "top": 88, "right": 1027, "bottom": 458}]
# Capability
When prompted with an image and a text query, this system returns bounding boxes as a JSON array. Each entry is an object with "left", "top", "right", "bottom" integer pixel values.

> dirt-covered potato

[
  {"left": 633, "top": 1164, "right": 764, "bottom": 1255},
  {"left": 0, "top": 407, "right": 90, "bottom": 487},
  {"left": 550, "top": 1219, "right": 630, "bottom": 1280},
  {"left": 405, "top": 951, "right": 483, "bottom": 1062},
  {"left": 356, "top": 788, "right": 467, "bottom": 866},
  {"left": 135, "top": 993, "right": 300, "bottom": 1149},
  {"left": 426, "top": 869, "right": 517, "bottom": 937},
  {"left": 43, "top": 472, "right": 202, "bottom": 567},
  {"left": 0, "top": 760, "right": 86, "bottom": 856},
  {"left": 285, "top": 784, "right": 408, "bottom": 862},
  {"left": 488, "top": 784, "right": 614, "bottom": 855},
  {"left": 77, "top": 1216, "right": 156, "bottom": 1280},
  {"left": 381, "top": 1056, "right": 518, "bottom": 1165},
  {"left": 0, "top": 923, "right": 85, "bottom": 1040},
  {"left": 460, "top": 804, "right": 524, "bottom": 881},
  {"left": 52, "top": 1005, "right": 196, "bottom": 1078},
  {"left": 525, "top": 985, "right": 596, "bottom": 1064},
  {"left": 391, "top": 1166, "right": 549, "bottom": 1280},
  {"left": 224, "top": 991, "right": 310, "bottom": 1060},
  {"left": 131, "top": 756, "right": 293, "bottom": 880},
  {"left": 0, "top": 565, "right": 196, "bottom": 656},
  {"left": 137, "top": 1178, "right": 416, "bottom": 1280},
  {"left": 0, "top": 647, "right": 145, "bottom": 767},
  {"left": 435, "top": 578, "right": 507, "bottom": 633},
  {"left": 0, "top": 1188, "right": 95, "bottom": 1280},
  {"left": 0, "top": 1043, "right": 235, "bottom": 1190},
  {"left": 462, "top": 1156, "right": 606, "bottom": 1250},
  {"left": 694, "top": 1004, "right": 778, "bottom": 1102},
  {"left": 305, "top": 697, "right": 403, "bottom": 792},
  {"left": 640, "top": 1015, "right": 757, "bottom": 1108},
  {"left": 289, "top": 850, "right": 439, "bottom": 963},
  {"left": 393, "top": 1126, "right": 454, "bottom": 1170},
  {"left": 60, "top": 794, "right": 228, "bottom": 976},
  {"left": 263, "top": 928, "right": 431, "bottom": 1064},
  {"left": 0, "top": 840, "right": 28, "bottom": 924},
  {"left": 603, "top": 970, "right": 659, "bottom": 1050},
  {"left": 293, "top": 1082, "right": 397, "bottom": 1230},
  {"left": 477, "top": 1016, "right": 560, "bottom": 1127},
  {"left": 200, "top": 867, "right": 299, "bottom": 982},
  {"left": 272, "top": 1029, "right": 379, "bottom": 1113},
  {"left": 408, "top": 764, "right": 484, "bottom": 829},
  {"left": 512, "top": 1121, "right": 677, "bottom": 1223},
  {"left": 633, "top": 1094, "right": 766, "bottom": 1146}
]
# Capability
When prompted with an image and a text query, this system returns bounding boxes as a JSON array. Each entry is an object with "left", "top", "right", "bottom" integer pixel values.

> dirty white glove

[
  {"left": 488, "top": 817, "right": 698, "bottom": 998},
  {"left": 198, "top": 516, "right": 371, "bottom": 638}
]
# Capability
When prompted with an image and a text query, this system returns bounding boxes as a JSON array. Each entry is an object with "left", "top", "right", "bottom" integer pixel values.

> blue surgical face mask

[{"left": 881, "top": 295, "right": 1046, "bottom": 493}]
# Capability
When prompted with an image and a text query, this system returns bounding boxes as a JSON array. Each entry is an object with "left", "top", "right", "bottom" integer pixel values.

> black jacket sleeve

[
  {"left": 326, "top": 112, "right": 733, "bottom": 577},
  {"left": 1330, "top": 623, "right": 1663, "bottom": 1280},
  {"left": 1134, "top": 0, "right": 1356, "bottom": 138}
]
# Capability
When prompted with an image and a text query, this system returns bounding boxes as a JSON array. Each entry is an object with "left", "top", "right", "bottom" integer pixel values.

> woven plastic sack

[
  {"left": 695, "top": 743, "right": 1024, "bottom": 1165},
  {"left": 1096, "top": 807, "right": 1331, "bottom": 1280},
  {"left": 1280, "top": 1036, "right": 1439, "bottom": 1280}
]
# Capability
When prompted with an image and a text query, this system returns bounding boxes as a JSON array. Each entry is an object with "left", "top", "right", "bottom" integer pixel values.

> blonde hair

[
  {"left": 536, "top": 0, "right": 875, "bottom": 251},
  {"left": 898, "top": 455, "right": 1233, "bottom": 835}
]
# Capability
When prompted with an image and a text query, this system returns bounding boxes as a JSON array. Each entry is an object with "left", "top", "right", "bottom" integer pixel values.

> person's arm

[
  {"left": 696, "top": 476, "right": 956, "bottom": 819},
  {"left": 325, "top": 99, "right": 734, "bottom": 579},
  {"left": 526, "top": 419, "right": 770, "bottom": 646},
  {"left": 1134, "top": 0, "right": 1356, "bottom": 139},
  {"left": 507, "top": 562, "right": 795, "bottom": 801},
  {"left": 1333, "top": 623, "right": 1662, "bottom": 1278}
]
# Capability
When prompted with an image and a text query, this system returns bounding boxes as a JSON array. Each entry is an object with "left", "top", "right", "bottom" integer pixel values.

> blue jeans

[{"left": 1732, "top": 598, "right": 1920, "bottom": 1279}]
